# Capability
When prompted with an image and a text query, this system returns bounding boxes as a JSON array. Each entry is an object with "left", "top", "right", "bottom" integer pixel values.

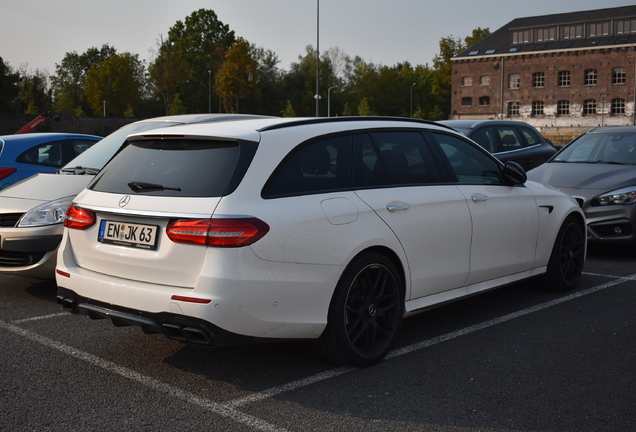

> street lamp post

[
  {"left": 208, "top": 70, "right": 212, "bottom": 113},
  {"left": 315, "top": 0, "right": 320, "bottom": 117},
  {"left": 328, "top": 86, "right": 338, "bottom": 117},
  {"left": 410, "top": 82, "right": 416, "bottom": 117}
]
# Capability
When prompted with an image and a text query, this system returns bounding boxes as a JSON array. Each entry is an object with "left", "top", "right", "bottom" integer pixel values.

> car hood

[
  {"left": 0, "top": 173, "right": 92, "bottom": 212},
  {"left": 528, "top": 162, "right": 636, "bottom": 193}
]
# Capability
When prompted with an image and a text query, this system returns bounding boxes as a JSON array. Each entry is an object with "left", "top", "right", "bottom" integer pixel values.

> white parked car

[
  {"left": 56, "top": 117, "right": 586, "bottom": 366},
  {"left": 0, "top": 114, "right": 268, "bottom": 279}
]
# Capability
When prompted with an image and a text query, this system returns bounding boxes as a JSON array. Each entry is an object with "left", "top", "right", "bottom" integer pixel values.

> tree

[
  {"left": 51, "top": 44, "right": 117, "bottom": 114},
  {"left": 429, "top": 27, "right": 491, "bottom": 119},
  {"left": 282, "top": 100, "right": 296, "bottom": 117},
  {"left": 18, "top": 67, "right": 50, "bottom": 113},
  {"left": 215, "top": 38, "right": 260, "bottom": 113},
  {"left": 284, "top": 45, "right": 337, "bottom": 117},
  {"left": 149, "top": 9, "right": 235, "bottom": 114},
  {"left": 84, "top": 53, "right": 147, "bottom": 116},
  {"left": 0, "top": 57, "right": 21, "bottom": 113}
]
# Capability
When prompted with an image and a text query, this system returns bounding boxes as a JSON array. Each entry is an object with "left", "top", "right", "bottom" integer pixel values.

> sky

[{"left": 1, "top": 0, "right": 636, "bottom": 77}]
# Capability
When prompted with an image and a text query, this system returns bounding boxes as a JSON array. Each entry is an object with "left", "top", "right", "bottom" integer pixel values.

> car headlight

[
  {"left": 18, "top": 196, "right": 75, "bottom": 227},
  {"left": 593, "top": 186, "right": 636, "bottom": 206}
]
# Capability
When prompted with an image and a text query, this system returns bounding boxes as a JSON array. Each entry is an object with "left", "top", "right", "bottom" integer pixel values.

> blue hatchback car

[{"left": 0, "top": 133, "right": 101, "bottom": 189}]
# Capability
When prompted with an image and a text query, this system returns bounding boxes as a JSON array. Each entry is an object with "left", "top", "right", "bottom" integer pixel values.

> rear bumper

[{"left": 57, "top": 287, "right": 261, "bottom": 346}]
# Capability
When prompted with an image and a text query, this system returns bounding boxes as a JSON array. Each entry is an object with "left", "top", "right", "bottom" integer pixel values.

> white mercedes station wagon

[{"left": 56, "top": 117, "right": 586, "bottom": 366}]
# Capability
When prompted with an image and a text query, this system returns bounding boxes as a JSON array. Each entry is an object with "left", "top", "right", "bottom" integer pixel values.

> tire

[
  {"left": 544, "top": 215, "right": 585, "bottom": 292},
  {"left": 313, "top": 252, "right": 403, "bottom": 367}
]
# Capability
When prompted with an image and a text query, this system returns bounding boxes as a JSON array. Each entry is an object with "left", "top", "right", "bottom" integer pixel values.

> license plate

[{"left": 98, "top": 220, "right": 158, "bottom": 250}]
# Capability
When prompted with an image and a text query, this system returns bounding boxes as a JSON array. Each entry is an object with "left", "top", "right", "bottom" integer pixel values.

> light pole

[
  {"left": 208, "top": 70, "right": 211, "bottom": 113},
  {"left": 410, "top": 83, "right": 416, "bottom": 117},
  {"left": 328, "top": 86, "right": 338, "bottom": 117},
  {"left": 315, "top": 0, "right": 320, "bottom": 117}
]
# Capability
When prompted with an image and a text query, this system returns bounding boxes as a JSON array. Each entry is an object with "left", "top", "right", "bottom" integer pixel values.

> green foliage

[
  {"left": 282, "top": 100, "right": 296, "bottom": 117},
  {"left": 18, "top": 69, "right": 50, "bottom": 113},
  {"left": 0, "top": 57, "right": 21, "bottom": 113},
  {"left": 84, "top": 53, "right": 147, "bottom": 116},
  {"left": 13, "top": 11, "right": 490, "bottom": 122},
  {"left": 51, "top": 45, "right": 117, "bottom": 115},
  {"left": 149, "top": 9, "right": 235, "bottom": 114},
  {"left": 215, "top": 38, "right": 260, "bottom": 113},
  {"left": 24, "top": 100, "right": 38, "bottom": 114},
  {"left": 169, "top": 93, "right": 187, "bottom": 115},
  {"left": 357, "top": 97, "right": 372, "bottom": 116}
]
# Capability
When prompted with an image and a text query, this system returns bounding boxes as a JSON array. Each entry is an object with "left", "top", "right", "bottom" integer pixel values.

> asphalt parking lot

[{"left": 1, "top": 242, "right": 635, "bottom": 432}]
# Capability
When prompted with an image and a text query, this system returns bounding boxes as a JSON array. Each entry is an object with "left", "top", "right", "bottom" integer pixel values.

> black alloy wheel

[
  {"left": 313, "top": 252, "right": 403, "bottom": 367},
  {"left": 546, "top": 215, "right": 585, "bottom": 291}
]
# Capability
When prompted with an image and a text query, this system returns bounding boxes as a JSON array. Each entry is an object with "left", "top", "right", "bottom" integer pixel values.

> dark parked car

[
  {"left": 528, "top": 125, "right": 636, "bottom": 244},
  {"left": 437, "top": 120, "right": 556, "bottom": 171}
]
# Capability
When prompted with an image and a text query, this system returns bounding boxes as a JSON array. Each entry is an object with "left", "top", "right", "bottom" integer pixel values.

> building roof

[{"left": 454, "top": 5, "right": 636, "bottom": 60}]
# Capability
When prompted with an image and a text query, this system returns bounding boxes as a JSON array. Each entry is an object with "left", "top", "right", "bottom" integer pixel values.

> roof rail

[{"left": 257, "top": 116, "right": 456, "bottom": 132}]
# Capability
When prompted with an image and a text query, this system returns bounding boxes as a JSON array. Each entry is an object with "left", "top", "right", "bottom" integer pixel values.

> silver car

[
  {"left": 0, "top": 114, "right": 270, "bottom": 279},
  {"left": 528, "top": 125, "right": 636, "bottom": 243}
]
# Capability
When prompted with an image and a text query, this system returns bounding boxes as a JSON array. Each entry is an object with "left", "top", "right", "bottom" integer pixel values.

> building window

[
  {"left": 462, "top": 76, "right": 473, "bottom": 86},
  {"left": 532, "top": 101, "right": 544, "bottom": 116},
  {"left": 536, "top": 27, "right": 556, "bottom": 41},
  {"left": 584, "top": 69, "right": 597, "bottom": 86},
  {"left": 508, "top": 101, "right": 520, "bottom": 117},
  {"left": 589, "top": 22, "right": 610, "bottom": 37},
  {"left": 612, "top": 99, "right": 626, "bottom": 115},
  {"left": 479, "top": 75, "right": 490, "bottom": 86},
  {"left": 512, "top": 30, "right": 531, "bottom": 44},
  {"left": 557, "top": 100, "right": 570, "bottom": 116},
  {"left": 583, "top": 100, "right": 597, "bottom": 116},
  {"left": 558, "top": 71, "right": 571, "bottom": 87},
  {"left": 563, "top": 25, "right": 582, "bottom": 39},
  {"left": 479, "top": 96, "right": 490, "bottom": 106},
  {"left": 461, "top": 97, "right": 472, "bottom": 107},
  {"left": 533, "top": 72, "right": 545, "bottom": 88},
  {"left": 508, "top": 73, "right": 520, "bottom": 89},
  {"left": 617, "top": 19, "right": 636, "bottom": 34},
  {"left": 613, "top": 67, "right": 626, "bottom": 85}
]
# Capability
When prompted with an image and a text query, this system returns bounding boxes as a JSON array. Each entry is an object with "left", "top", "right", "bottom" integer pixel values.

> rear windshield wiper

[
  {"left": 59, "top": 166, "right": 101, "bottom": 175},
  {"left": 127, "top": 181, "right": 182, "bottom": 193}
]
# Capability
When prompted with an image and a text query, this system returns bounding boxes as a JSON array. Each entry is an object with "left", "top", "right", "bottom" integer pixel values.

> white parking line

[
  {"left": 12, "top": 312, "right": 67, "bottom": 324},
  {"left": 0, "top": 320, "right": 291, "bottom": 432},
  {"left": 2, "top": 271, "right": 632, "bottom": 431}
]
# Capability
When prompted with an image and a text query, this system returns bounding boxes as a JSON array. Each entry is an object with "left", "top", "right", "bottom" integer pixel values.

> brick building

[{"left": 451, "top": 5, "right": 636, "bottom": 129}]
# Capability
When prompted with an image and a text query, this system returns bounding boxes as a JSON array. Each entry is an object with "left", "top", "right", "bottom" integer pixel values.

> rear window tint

[{"left": 89, "top": 139, "right": 256, "bottom": 197}]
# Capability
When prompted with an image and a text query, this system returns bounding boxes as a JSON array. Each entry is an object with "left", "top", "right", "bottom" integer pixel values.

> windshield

[
  {"left": 61, "top": 121, "right": 182, "bottom": 171},
  {"left": 554, "top": 131, "right": 636, "bottom": 164}
]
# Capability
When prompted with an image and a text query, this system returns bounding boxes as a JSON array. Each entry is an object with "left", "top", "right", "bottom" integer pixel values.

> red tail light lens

[
  {"left": 0, "top": 168, "right": 17, "bottom": 180},
  {"left": 166, "top": 217, "right": 269, "bottom": 247},
  {"left": 64, "top": 205, "right": 96, "bottom": 230}
]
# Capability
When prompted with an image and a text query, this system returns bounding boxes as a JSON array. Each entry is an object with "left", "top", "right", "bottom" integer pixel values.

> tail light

[
  {"left": 166, "top": 217, "right": 269, "bottom": 247},
  {"left": 64, "top": 205, "right": 96, "bottom": 230},
  {"left": 0, "top": 168, "right": 17, "bottom": 180}
]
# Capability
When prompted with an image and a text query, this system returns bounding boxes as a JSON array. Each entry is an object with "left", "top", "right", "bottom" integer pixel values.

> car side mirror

[{"left": 503, "top": 161, "right": 527, "bottom": 185}]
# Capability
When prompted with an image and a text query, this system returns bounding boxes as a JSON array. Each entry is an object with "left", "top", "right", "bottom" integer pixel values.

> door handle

[
  {"left": 471, "top": 194, "right": 488, "bottom": 202},
  {"left": 386, "top": 201, "right": 410, "bottom": 212}
]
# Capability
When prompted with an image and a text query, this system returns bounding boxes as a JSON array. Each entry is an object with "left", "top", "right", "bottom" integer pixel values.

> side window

[
  {"left": 371, "top": 131, "right": 442, "bottom": 185},
  {"left": 16, "top": 141, "right": 65, "bottom": 167},
  {"left": 469, "top": 127, "right": 497, "bottom": 153},
  {"left": 496, "top": 127, "right": 524, "bottom": 151},
  {"left": 264, "top": 135, "right": 351, "bottom": 197},
  {"left": 72, "top": 139, "right": 97, "bottom": 158},
  {"left": 432, "top": 132, "right": 504, "bottom": 185},
  {"left": 352, "top": 133, "right": 390, "bottom": 188},
  {"left": 519, "top": 127, "right": 541, "bottom": 146}
]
